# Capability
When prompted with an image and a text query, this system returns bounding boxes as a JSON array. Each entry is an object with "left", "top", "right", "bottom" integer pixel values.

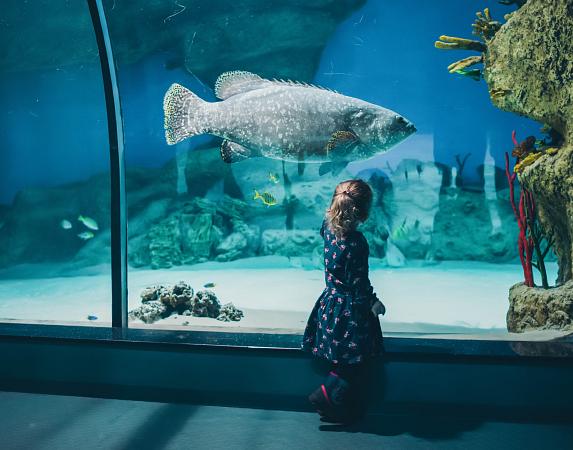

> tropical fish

[
  {"left": 78, "top": 215, "right": 99, "bottom": 230},
  {"left": 253, "top": 190, "right": 277, "bottom": 207},
  {"left": 60, "top": 219, "right": 72, "bottom": 230},
  {"left": 269, "top": 172, "right": 280, "bottom": 184},
  {"left": 203, "top": 282, "right": 216, "bottom": 288},
  {"left": 87, "top": 315, "right": 98, "bottom": 321},
  {"left": 77, "top": 231, "right": 94, "bottom": 240},
  {"left": 163, "top": 71, "right": 416, "bottom": 176},
  {"left": 391, "top": 218, "right": 409, "bottom": 241},
  {"left": 455, "top": 68, "right": 482, "bottom": 81}
]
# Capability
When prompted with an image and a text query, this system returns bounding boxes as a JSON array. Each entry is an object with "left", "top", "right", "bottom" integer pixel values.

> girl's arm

[{"left": 347, "top": 234, "right": 380, "bottom": 309}]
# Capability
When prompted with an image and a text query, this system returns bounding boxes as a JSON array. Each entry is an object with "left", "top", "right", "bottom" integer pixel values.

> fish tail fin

[
  {"left": 253, "top": 190, "right": 260, "bottom": 200},
  {"left": 163, "top": 83, "right": 207, "bottom": 145}
]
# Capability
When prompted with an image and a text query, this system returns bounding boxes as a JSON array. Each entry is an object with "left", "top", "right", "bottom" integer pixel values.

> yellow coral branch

[
  {"left": 435, "top": 35, "right": 487, "bottom": 52},
  {"left": 514, "top": 153, "right": 543, "bottom": 173},
  {"left": 447, "top": 55, "right": 484, "bottom": 73}
]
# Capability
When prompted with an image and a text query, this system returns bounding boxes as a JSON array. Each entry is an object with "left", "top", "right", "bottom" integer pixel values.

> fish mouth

[{"left": 407, "top": 122, "right": 417, "bottom": 134}]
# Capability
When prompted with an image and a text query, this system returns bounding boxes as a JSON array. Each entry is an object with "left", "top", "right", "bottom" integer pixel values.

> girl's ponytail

[{"left": 325, "top": 179, "right": 372, "bottom": 239}]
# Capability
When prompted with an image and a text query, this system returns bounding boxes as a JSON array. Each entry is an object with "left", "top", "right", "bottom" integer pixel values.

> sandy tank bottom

[{"left": 0, "top": 257, "right": 567, "bottom": 341}]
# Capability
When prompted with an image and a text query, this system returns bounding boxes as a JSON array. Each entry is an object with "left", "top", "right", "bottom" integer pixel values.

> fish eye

[{"left": 395, "top": 116, "right": 406, "bottom": 124}]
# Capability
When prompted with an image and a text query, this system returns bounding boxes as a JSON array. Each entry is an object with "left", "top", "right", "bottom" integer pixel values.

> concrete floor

[{"left": 1, "top": 391, "right": 573, "bottom": 450}]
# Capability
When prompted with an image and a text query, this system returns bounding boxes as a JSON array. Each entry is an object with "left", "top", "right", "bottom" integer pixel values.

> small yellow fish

[
  {"left": 269, "top": 172, "right": 280, "bottom": 184},
  {"left": 253, "top": 190, "right": 277, "bottom": 207}
]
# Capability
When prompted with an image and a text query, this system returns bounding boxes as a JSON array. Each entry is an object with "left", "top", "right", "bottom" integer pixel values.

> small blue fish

[
  {"left": 60, "top": 219, "right": 72, "bottom": 230},
  {"left": 87, "top": 315, "right": 98, "bottom": 321},
  {"left": 203, "top": 282, "right": 216, "bottom": 288}
]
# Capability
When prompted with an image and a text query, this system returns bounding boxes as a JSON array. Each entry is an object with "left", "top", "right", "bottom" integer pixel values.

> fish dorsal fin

[
  {"left": 214, "top": 71, "right": 269, "bottom": 100},
  {"left": 269, "top": 78, "right": 339, "bottom": 94},
  {"left": 214, "top": 71, "right": 339, "bottom": 99}
]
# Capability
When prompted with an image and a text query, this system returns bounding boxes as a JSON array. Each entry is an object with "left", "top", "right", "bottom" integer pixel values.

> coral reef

[
  {"left": 217, "top": 303, "right": 245, "bottom": 322},
  {"left": 190, "top": 289, "right": 221, "bottom": 318},
  {"left": 507, "top": 281, "right": 573, "bottom": 332},
  {"left": 129, "top": 301, "right": 170, "bottom": 324},
  {"left": 484, "top": 0, "right": 573, "bottom": 287},
  {"left": 129, "top": 282, "right": 244, "bottom": 324}
]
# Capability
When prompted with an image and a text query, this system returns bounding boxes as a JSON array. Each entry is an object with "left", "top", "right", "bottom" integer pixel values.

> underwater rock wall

[
  {"left": 484, "top": 0, "right": 573, "bottom": 284},
  {"left": 384, "top": 160, "right": 441, "bottom": 260},
  {"left": 1, "top": 0, "right": 366, "bottom": 84},
  {"left": 0, "top": 139, "right": 523, "bottom": 271},
  {"left": 431, "top": 188, "right": 517, "bottom": 262}
]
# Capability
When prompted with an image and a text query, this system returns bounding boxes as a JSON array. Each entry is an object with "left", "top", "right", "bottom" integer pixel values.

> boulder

[
  {"left": 217, "top": 303, "right": 244, "bottom": 322},
  {"left": 128, "top": 301, "right": 170, "bottom": 324},
  {"left": 190, "top": 289, "right": 221, "bottom": 318},
  {"left": 507, "top": 281, "right": 573, "bottom": 332}
]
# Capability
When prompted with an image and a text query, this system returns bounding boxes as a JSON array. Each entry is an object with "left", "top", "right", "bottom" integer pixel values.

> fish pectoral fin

[
  {"left": 325, "top": 130, "right": 360, "bottom": 155},
  {"left": 318, "top": 161, "right": 349, "bottom": 177},
  {"left": 220, "top": 140, "right": 253, "bottom": 163}
]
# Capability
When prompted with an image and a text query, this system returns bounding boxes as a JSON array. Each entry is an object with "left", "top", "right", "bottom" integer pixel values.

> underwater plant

[
  {"left": 505, "top": 144, "right": 553, "bottom": 289},
  {"left": 454, "top": 153, "right": 471, "bottom": 187}
]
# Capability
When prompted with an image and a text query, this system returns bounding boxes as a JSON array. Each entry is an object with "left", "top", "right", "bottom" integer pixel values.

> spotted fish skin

[{"left": 164, "top": 71, "right": 416, "bottom": 164}]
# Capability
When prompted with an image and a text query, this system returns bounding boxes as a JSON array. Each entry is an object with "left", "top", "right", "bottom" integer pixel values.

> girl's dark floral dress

[{"left": 301, "top": 221, "right": 383, "bottom": 365}]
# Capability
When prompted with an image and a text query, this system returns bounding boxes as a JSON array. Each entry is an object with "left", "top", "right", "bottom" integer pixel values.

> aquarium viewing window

[{"left": 0, "top": 0, "right": 572, "bottom": 350}]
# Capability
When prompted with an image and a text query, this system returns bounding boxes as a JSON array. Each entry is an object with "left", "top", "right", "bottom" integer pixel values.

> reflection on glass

[
  {"left": 0, "top": 1, "right": 111, "bottom": 325},
  {"left": 99, "top": 1, "right": 564, "bottom": 340}
]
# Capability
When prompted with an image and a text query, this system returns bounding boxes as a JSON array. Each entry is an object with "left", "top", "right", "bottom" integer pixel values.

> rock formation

[
  {"left": 1, "top": 0, "right": 366, "bottom": 84},
  {"left": 437, "top": 0, "right": 573, "bottom": 331},
  {"left": 484, "top": 0, "right": 573, "bottom": 286},
  {"left": 129, "top": 282, "right": 244, "bottom": 324}
]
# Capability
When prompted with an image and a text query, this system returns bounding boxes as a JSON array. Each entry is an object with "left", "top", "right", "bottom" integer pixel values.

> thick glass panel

[
  {"left": 104, "top": 1, "right": 562, "bottom": 340},
  {"left": 0, "top": 1, "right": 111, "bottom": 325}
]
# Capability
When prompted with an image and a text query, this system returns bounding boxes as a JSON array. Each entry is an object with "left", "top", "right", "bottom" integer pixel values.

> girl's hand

[{"left": 371, "top": 300, "right": 386, "bottom": 316}]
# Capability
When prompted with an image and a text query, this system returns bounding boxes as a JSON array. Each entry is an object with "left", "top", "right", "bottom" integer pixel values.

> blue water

[{"left": 0, "top": 0, "right": 536, "bottom": 204}]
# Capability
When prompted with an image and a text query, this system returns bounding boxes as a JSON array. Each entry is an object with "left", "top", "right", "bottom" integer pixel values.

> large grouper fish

[{"left": 163, "top": 71, "right": 416, "bottom": 175}]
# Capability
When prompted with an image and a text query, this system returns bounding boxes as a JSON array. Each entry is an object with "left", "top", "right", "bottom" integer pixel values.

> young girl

[{"left": 301, "top": 179, "right": 386, "bottom": 423}]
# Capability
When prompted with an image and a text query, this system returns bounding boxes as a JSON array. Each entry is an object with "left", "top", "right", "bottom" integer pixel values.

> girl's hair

[{"left": 326, "top": 179, "right": 373, "bottom": 239}]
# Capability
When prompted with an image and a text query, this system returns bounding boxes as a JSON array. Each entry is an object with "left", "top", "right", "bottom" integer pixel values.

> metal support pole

[{"left": 87, "top": 0, "right": 128, "bottom": 328}]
